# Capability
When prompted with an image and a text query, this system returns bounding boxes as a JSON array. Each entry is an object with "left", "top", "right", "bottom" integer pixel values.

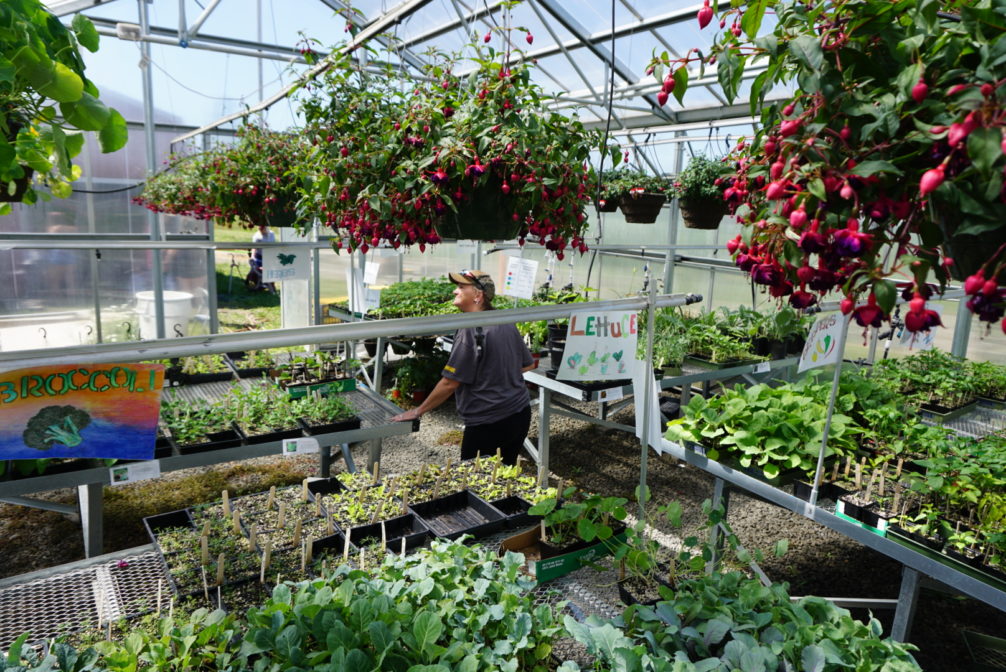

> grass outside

[{"left": 212, "top": 222, "right": 282, "bottom": 331}]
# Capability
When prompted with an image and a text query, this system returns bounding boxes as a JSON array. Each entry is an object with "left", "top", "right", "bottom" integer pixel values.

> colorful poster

[
  {"left": 0, "top": 363, "right": 164, "bottom": 460},
  {"left": 556, "top": 310, "right": 639, "bottom": 381},
  {"left": 797, "top": 313, "right": 845, "bottom": 373}
]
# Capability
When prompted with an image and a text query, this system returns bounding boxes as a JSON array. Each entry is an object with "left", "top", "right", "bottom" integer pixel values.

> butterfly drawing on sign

[{"left": 278, "top": 253, "right": 297, "bottom": 266}]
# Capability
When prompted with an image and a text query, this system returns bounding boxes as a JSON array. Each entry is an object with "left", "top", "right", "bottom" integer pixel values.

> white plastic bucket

[{"left": 135, "top": 290, "right": 194, "bottom": 339}]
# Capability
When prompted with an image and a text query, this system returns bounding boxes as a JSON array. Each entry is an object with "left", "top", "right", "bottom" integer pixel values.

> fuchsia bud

[
  {"left": 726, "top": 235, "right": 743, "bottom": 255},
  {"left": 911, "top": 78, "right": 929, "bottom": 104},
  {"left": 697, "top": 0, "right": 713, "bottom": 29},
  {"left": 770, "top": 160, "right": 785, "bottom": 180},
  {"left": 526, "top": 33, "right": 534, "bottom": 44},
  {"left": 919, "top": 165, "right": 945, "bottom": 195},
  {"left": 657, "top": 91, "right": 669, "bottom": 106},
  {"left": 484, "top": 32, "right": 491, "bottom": 43},
  {"left": 765, "top": 181, "right": 786, "bottom": 200},
  {"left": 964, "top": 271, "right": 986, "bottom": 295},
  {"left": 662, "top": 75, "right": 676, "bottom": 94},
  {"left": 840, "top": 297, "right": 855, "bottom": 315},
  {"left": 779, "top": 120, "right": 801, "bottom": 137},
  {"left": 789, "top": 207, "right": 808, "bottom": 229}
]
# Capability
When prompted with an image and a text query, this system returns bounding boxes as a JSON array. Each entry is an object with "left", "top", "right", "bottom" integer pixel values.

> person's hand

[{"left": 390, "top": 408, "right": 421, "bottom": 422}]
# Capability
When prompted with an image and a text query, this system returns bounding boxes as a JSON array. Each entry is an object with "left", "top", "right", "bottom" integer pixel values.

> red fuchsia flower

[
  {"left": 809, "top": 267, "right": 838, "bottom": 293},
  {"left": 911, "top": 77, "right": 929, "bottom": 103},
  {"left": 798, "top": 229, "right": 828, "bottom": 254},
  {"left": 429, "top": 168, "right": 449, "bottom": 185},
  {"left": 465, "top": 162, "right": 485, "bottom": 178},
  {"left": 833, "top": 227, "right": 872, "bottom": 257},
  {"left": 796, "top": 264, "right": 815, "bottom": 284},
  {"left": 919, "top": 165, "right": 945, "bottom": 195},
  {"left": 790, "top": 289, "right": 817, "bottom": 309},
  {"left": 789, "top": 206, "right": 808, "bottom": 229},
  {"left": 904, "top": 292, "right": 943, "bottom": 332},
  {"left": 697, "top": 0, "right": 713, "bottom": 29},
  {"left": 853, "top": 294, "right": 885, "bottom": 328},
  {"left": 964, "top": 270, "right": 986, "bottom": 296},
  {"left": 726, "top": 234, "right": 744, "bottom": 255},
  {"left": 769, "top": 279, "right": 794, "bottom": 298},
  {"left": 751, "top": 262, "right": 782, "bottom": 286},
  {"left": 840, "top": 296, "right": 855, "bottom": 315}
]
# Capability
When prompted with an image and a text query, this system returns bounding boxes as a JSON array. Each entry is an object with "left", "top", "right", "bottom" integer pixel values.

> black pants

[{"left": 460, "top": 405, "right": 531, "bottom": 466}]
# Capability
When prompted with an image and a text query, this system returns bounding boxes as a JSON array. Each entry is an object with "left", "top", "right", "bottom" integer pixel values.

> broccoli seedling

[{"left": 23, "top": 405, "right": 91, "bottom": 450}]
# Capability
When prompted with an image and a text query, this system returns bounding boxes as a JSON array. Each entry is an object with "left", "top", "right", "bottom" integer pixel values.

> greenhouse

[{"left": 0, "top": 0, "right": 1005, "bottom": 669}]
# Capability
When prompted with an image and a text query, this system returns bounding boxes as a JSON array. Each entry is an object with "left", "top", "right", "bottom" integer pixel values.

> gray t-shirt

[{"left": 442, "top": 323, "right": 533, "bottom": 426}]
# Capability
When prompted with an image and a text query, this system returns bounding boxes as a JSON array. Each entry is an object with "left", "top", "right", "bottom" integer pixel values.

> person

[
  {"left": 248, "top": 223, "right": 276, "bottom": 291},
  {"left": 390, "top": 270, "right": 537, "bottom": 465}
]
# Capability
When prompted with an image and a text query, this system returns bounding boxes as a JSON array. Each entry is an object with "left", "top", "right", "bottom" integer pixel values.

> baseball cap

[{"left": 448, "top": 269, "right": 496, "bottom": 302}]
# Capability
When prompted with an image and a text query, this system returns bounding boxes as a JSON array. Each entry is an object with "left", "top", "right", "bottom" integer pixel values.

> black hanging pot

[
  {"left": 678, "top": 197, "right": 727, "bottom": 230},
  {"left": 596, "top": 198, "right": 619, "bottom": 213},
  {"left": 618, "top": 192, "right": 666, "bottom": 224}
]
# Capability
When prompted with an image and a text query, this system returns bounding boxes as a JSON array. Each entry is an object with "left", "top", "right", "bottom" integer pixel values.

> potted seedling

[
  {"left": 296, "top": 390, "right": 360, "bottom": 435},
  {"left": 160, "top": 393, "right": 242, "bottom": 454}
]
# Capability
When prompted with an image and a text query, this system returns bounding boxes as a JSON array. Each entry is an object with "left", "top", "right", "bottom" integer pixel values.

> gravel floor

[{"left": 1, "top": 389, "right": 1005, "bottom": 670}]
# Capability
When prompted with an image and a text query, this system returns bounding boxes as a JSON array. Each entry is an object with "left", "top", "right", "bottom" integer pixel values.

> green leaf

[
  {"left": 773, "top": 538, "right": 789, "bottom": 557},
  {"left": 873, "top": 279, "right": 897, "bottom": 315},
  {"left": 61, "top": 91, "right": 110, "bottom": 131},
  {"left": 788, "top": 35, "right": 823, "bottom": 72},
  {"left": 848, "top": 160, "right": 902, "bottom": 177},
  {"left": 807, "top": 178, "right": 826, "bottom": 202},
  {"left": 38, "top": 61, "right": 86, "bottom": 103},
  {"left": 412, "top": 611, "right": 443, "bottom": 655},
  {"left": 72, "top": 14, "right": 101, "bottom": 52},
  {"left": 741, "top": 0, "right": 769, "bottom": 39},
  {"left": 967, "top": 127, "right": 1003, "bottom": 175},
  {"left": 801, "top": 644, "right": 826, "bottom": 672},
  {"left": 672, "top": 66, "right": 688, "bottom": 105},
  {"left": 98, "top": 109, "right": 128, "bottom": 152}
]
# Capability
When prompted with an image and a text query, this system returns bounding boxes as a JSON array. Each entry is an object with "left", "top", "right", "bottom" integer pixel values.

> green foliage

[
  {"left": 136, "top": 124, "right": 305, "bottom": 229},
  {"left": 160, "top": 392, "right": 235, "bottom": 445},
  {"left": 665, "top": 383, "right": 860, "bottom": 480},
  {"left": 668, "top": 155, "right": 729, "bottom": 202},
  {"left": 529, "top": 487, "right": 628, "bottom": 547},
  {"left": 393, "top": 349, "right": 449, "bottom": 396},
  {"left": 368, "top": 279, "right": 456, "bottom": 319},
  {"left": 600, "top": 167, "right": 670, "bottom": 201},
  {"left": 0, "top": 0, "right": 127, "bottom": 210},
  {"left": 871, "top": 349, "right": 978, "bottom": 409},
  {"left": 970, "top": 360, "right": 1006, "bottom": 400}
]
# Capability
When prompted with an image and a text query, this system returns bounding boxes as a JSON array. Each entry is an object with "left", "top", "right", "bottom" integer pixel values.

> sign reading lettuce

[{"left": 0, "top": 363, "right": 164, "bottom": 460}]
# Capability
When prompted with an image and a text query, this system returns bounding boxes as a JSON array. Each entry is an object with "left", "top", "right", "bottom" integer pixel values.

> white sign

[
  {"left": 282, "top": 437, "right": 320, "bottom": 456},
  {"left": 597, "top": 387, "right": 623, "bottom": 402},
  {"left": 109, "top": 460, "right": 161, "bottom": 486},
  {"left": 754, "top": 361, "right": 771, "bottom": 374},
  {"left": 502, "top": 257, "right": 539, "bottom": 299},
  {"left": 557, "top": 310, "right": 639, "bottom": 381},
  {"left": 456, "top": 239, "right": 477, "bottom": 251},
  {"left": 797, "top": 313, "right": 845, "bottom": 373},
  {"left": 632, "top": 362, "right": 663, "bottom": 452},
  {"left": 345, "top": 264, "right": 381, "bottom": 314},
  {"left": 262, "top": 246, "right": 309, "bottom": 282},
  {"left": 363, "top": 260, "right": 380, "bottom": 285}
]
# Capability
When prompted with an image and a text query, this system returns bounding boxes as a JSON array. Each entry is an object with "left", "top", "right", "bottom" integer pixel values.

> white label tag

[
  {"left": 109, "top": 460, "right": 161, "bottom": 486},
  {"left": 754, "top": 361, "right": 771, "bottom": 374},
  {"left": 363, "top": 260, "right": 380, "bottom": 285},
  {"left": 597, "top": 387, "right": 624, "bottom": 402},
  {"left": 456, "top": 239, "right": 477, "bottom": 251},
  {"left": 502, "top": 257, "right": 539, "bottom": 299},
  {"left": 282, "top": 437, "right": 320, "bottom": 456}
]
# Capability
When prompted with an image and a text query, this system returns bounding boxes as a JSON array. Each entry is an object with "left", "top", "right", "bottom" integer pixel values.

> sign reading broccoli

[{"left": 0, "top": 363, "right": 164, "bottom": 460}]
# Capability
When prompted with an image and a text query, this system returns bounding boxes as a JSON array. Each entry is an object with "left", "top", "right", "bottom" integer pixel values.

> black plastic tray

[
  {"left": 238, "top": 425, "right": 304, "bottom": 445},
  {"left": 490, "top": 495, "right": 540, "bottom": 529},
  {"left": 172, "top": 426, "right": 244, "bottom": 454},
  {"left": 348, "top": 513, "right": 430, "bottom": 553},
  {"left": 409, "top": 490, "right": 505, "bottom": 541},
  {"left": 298, "top": 416, "right": 362, "bottom": 436}
]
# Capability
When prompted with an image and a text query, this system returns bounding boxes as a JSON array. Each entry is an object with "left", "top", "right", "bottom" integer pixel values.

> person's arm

[
  {"left": 390, "top": 375, "right": 460, "bottom": 422},
  {"left": 521, "top": 361, "right": 538, "bottom": 373}
]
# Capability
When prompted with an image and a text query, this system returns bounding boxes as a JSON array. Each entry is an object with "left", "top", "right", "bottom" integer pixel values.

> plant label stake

[
  {"left": 400, "top": 536, "right": 407, "bottom": 557},
  {"left": 222, "top": 490, "right": 231, "bottom": 517},
  {"left": 372, "top": 461, "right": 380, "bottom": 485},
  {"left": 232, "top": 511, "right": 242, "bottom": 535},
  {"left": 491, "top": 460, "right": 498, "bottom": 482},
  {"left": 327, "top": 516, "right": 335, "bottom": 535},
  {"left": 895, "top": 458, "right": 904, "bottom": 479},
  {"left": 267, "top": 485, "right": 276, "bottom": 509},
  {"left": 249, "top": 524, "right": 257, "bottom": 551},
  {"left": 201, "top": 521, "right": 210, "bottom": 538},
  {"left": 831, "top": 460, "right": 840, "bottom": 482},
  {"left": 216, "top": 553, "right": 225, "bottom": 586},
  {"left": 300, "top": 541, "right": 307, "bottom": 573},
  {"left": 844, "top": 457, "right": 852, "bottom": 479},
  {"left": 540, "top": 519, "right": 547, "bottom": 543},
  {"left": 854, "top": 462, "right": 863, "bottom": 490},
  {"left": 200, "top": 535, "right": 209, "bottom": 566},
  {"left": 277, "top": 501, "right": 287, "bottom": 529},
  {"left": 306, "top": 536, "right": 313, "bottom": 564},
  {"left": 293, "top": 518, "right": 302, "bottom": 547},
  {"left": 315, "top": 496, "right": 323, "bottom": 516},
  {"left": 400, "top": 491, "right": 408, "bottom": 515},
  {"left": 360, "top": 547, "right": 366, "bottom": 571},
  {"left": 381, "top": 520, "right": 387, "bottom": 551},
  {"left": 201, "top": 565, "right": 210, "bottom": 602},
  {"left": 260, "top": 541, "right": 272, "bottom": 583},
  {"left": 156, "top": 579, "right": 162, "bottom": 617},
  {"left": 301, "top": 478, "right": 309, "bottom": 502},
  {"left": 343, "top": 531, "right": 350, "bottom": 562}
]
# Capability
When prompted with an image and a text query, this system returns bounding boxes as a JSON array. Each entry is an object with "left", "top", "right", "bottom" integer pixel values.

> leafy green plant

[
  {"left": 971, "top": 360, "right": 1006, "bottom": 401},
  {"left": 665, "top": 383, "right": 860, "bottom": 480},
  {"left": 160, "top": 393, "right": 234, "bottom": 445},
  {"left": 668, "top": 154, "right": 729, "bottom": 202},
  {"left": 296, "top": 390, "right": 356, "bottom": 426},
  {"left": 0, "top": 0, "right": 128, "bottom": 211},
  {"left": 368, "top": 278, "right": 456, "bottom": 319},
  {"left": 872, "top": 349, "right": 978, "bottom": 410},
  {"left": 219, "top": 383, "right": 302, "bottom": 436},
  {"left": 528, "top": 487, "right": 628, "bottom": 548},
  {"left": 392, "top": 349, "right": 449, "bottom": 397},
  {"left": 600, "top": 167, "right": 669, "bottom": 202}
]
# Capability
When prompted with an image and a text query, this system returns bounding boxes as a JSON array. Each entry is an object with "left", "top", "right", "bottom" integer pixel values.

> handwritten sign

[
  {"left": 263, "top": 246, "right": 309, "bottom": 282},
  {"left": 0, "top": 363, "right": 164, "bottom": 460},
  {"left": 797, "top": 314, "right": 843, "bottom": 373},
  {"left": 557, "top": 310, "right": 639, "bottom": 381}
]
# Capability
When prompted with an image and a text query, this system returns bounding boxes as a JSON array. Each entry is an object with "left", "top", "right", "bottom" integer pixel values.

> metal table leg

[
  {"left": 891, "top": 567, "right": 921, "bottom": 642},
  {"left": 77, "top": 482, "right": 103, "bottom": 558},
  {"left": 341, "top": 443, "right": 357, "bottom": 473},
  {"left": 367, "top": 439, "right": 382, "bottom": 475},
  {"left": 707, "top": 477, "right": 731, "bottom": 574},
  {"left": 537, "top": 386, "right": 552, "bottom": 485},
  {"left": 319, "top": 444, "right": 331, "bottom": 477}
]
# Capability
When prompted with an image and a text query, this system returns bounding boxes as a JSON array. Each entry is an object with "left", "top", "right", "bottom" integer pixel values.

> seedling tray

[
  {"left": 888, "top": 527, "right": 1006, "bottom": 593},
  {"left": 182, "top": 371, "right": 235, "bottom": 385},
  {"left": 490, "top": 495, "right": 540, "bottom": 529},
  {"left": 918, "top": 400, "right": 978, "bottom": 421},
  {"left": 617, "top": 573, "right": 674, "bottom": 607},
  {"left": 348, "top": 513, "right": 430, "bottom": 553},
  {"left": 298, "top": 416, "right": 362, "bottom": 436},
  {"left": 409, "top": 490, "right": 505, "bottom": 541},
  {"left": 238, "top": 424, "right": 304, "bottom": 445},
  {"left": 235, "top": 366, "right": 271, "bottom": 380},
  {"left": 683, "top": 354, "right": 764, "bottom": 370},
  {"left": 307, "top": 477, "right": 348, "bottom": 501},
  {"left": 311, "top": 529, "right": 353, "bottom": 560},
  {"left": 172, "top": 426, "right": 243, "bottom": 454},
  {"left": 143, "top": 508, "right": 195, "bottom": 595},
  {"left": 285, "top": 377, "right": 357, "bottom": 398}
]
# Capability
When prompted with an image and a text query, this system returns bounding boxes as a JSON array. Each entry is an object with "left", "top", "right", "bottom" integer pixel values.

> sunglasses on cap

[{"left": 459, "top": 269, "right": 487, "bottom": 292}]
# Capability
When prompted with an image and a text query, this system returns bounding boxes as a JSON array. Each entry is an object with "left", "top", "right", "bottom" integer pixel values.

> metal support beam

[
  {"left": 892, "top": 567, "right": 921, "bottom": 641},
  {"left": 0, "top": 496, "right": 76, "bottom": 516},
  {"left": 534, "top": 0, "right": 672, "bottom": 122},
  {"left": 77, "top": 482, "right": 104, "bottom": 558}
]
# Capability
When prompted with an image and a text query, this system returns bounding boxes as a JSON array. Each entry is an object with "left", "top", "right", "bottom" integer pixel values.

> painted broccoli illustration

[{"left": 23, "top": 405, "right": 91, "bottom": 450}]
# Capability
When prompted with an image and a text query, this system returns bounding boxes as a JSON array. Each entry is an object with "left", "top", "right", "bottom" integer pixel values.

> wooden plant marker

[
  {"left": 260, "top": 541, "right": 272, "bottom": 583},
  {"left": 327, "top": 516, "right": 335, "bottom": 535},
  {"left": 293, "top": 519, "right": 302, "bottom": 548},
  {"left": 400, "top": 536, "right": 407, "bottom": 557},
  {"left": 343, "top": 531, "right": 351, "bottom": 563},
  {"left": 267, "top": 486, "right": 276, "bottom": 510},
  {"left": 232, "top": 511, "right": 242, "bottom": 535},
  {"left": 156, "top": 580, "right": 162, "bottom": 617},
  {"left": 277, "top": 502, "right": 287, "bottom": 529},
  {"left": 248, "top": 524, "right": 258, "bottom": 551},
  {"left": 301, "top": 478, "right": 309, "bottom": 502},
  {"left": 372, "top": 461, "right": 380, "bottom": 485},
  {"left": 830, "top": 460, "right": 840, "bottom": 483},
  {"left": 844, "top": 456, "right": 852, "bottom": 479},
  {"left": 201, "top": 565, "right": 209, "bottom": 602},
  {"left": 895, "top": 458, "right": 904, "bottom": 479},
  {"left": 200, "top": 521, "right": 211, "bottom": 538},
  {"left": 315, "top": 496, "right": 323, "bottom": 517},
  {"left": 491, "top": 460, "right": 498, "bottom": 482},
  {"left": 215, "top": 553, "right": 225, "bottom": 586},
  {"left": 400, "top": 491, "right": 408, "bottom": 516},
  {"left": 360, "top": 547, "right": 366, "bottom": 572},
  {"left": 878, "top": 469, "right": 886, "bottom": 499},
  {"left": 222, "top": 490, "right": 231, "bottom": 518},
  {"left": 300, "top": 541, "right": 307, "bottom": 574},
  {"left": 854, "top": 462, "right": 863, "bottom": 490},
  {"left": 305, "top": 536, "right": 313, "bottom": 565},
  {"left": 200, "top": 535, "right": 209, "bottom": 566},
  {"left": 381, "top": 521, "right": 387, "bottom": 552},
  {"left": 864, "top": 470, "right": 878, "bottom": 502}
]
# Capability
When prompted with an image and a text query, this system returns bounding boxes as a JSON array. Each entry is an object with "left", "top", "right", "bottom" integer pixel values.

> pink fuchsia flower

[
  {"left": 789, "top": 289, "right": 817, "bottom": 309},
  {"left": 833, "top": 228, "right": 872, "bottom": 257},
  {"left": 853, "top": 294, "right": 885, "bottom": 328}
]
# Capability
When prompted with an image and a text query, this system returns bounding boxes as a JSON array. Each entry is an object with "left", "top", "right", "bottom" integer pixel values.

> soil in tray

[
  {"left": 299, "top": 416, "right": 362, "bottom": 436},
  {"left": 618, "top": 574, "right": 674, "bottom": 606},
  {"left": 348, "top": 513, "right": 430, "bottom": 553},
  {"left": 172, "top": 427, "right": 243, "bottom": 454},
  {"left": 410, "top": 491, "right": 504, "bottom": 540},
  {"left": 238, "top": 425, "right": 304, "bottom": 445}
]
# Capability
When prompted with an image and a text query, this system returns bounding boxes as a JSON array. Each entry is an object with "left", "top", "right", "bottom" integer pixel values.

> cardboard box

[{"left": 499, "top": 525, "right": 626, "bottom": 584}]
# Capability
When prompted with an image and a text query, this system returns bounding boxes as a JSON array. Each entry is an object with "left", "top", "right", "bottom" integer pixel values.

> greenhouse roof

[{"left": 42, "top": 0, "right": 766, "bottom": 141}]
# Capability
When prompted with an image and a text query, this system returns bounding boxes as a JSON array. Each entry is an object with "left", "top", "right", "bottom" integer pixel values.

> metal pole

[
  {"left": 638, "top": 277, "right": 657, "bottom": 519},
  {"left": 950, "top": 298, "right": 972, "bottom": 358},
  {"left": 139, "top": 0, "right": 165, "bottom": 338},
  {"left": 809, "top": 313, "right": 851, "bottom": 507}
]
